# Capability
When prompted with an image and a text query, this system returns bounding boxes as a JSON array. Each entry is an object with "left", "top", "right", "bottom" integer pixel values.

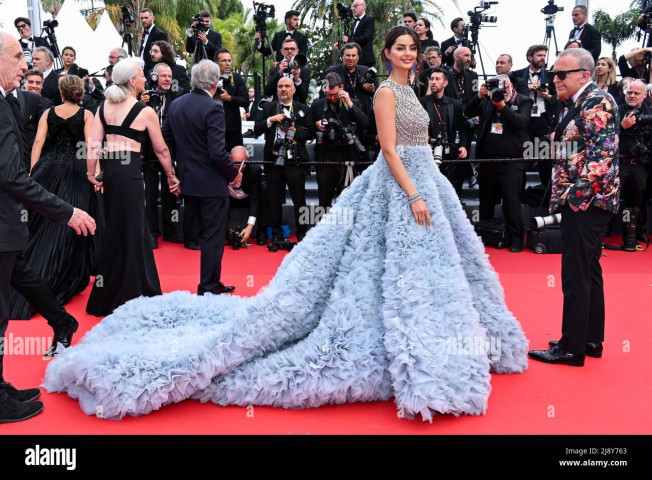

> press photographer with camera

[
  {"left": 618, "top": 79, "right": 651, "bottom": 251},
  {"left": 149, "top": 40, "right": 190, "bottom": 94},
  {"left": 335, "top": 1, "right": 376, "bottom": 68},
  {"left": 264, "top": 38, "right": 310, "bottom": 104},
  {"left": 14, "top": 17, "right": 50, "bottom": 66},
  {"left": 213, "top": 49, "right": 249, "bottom": 150},
  {"left": 139, "top": 8, "right": 168, "bottom": 75},
  {"left": 419, "top": 67, "right": 470, "bottom": 196},
  {"left": 444, "top": 47, "right": 478, "bottom": 106},
  {"left": 256, "top": 10, "right": 308, "bottom": 62},
  {"left": 618, "top": 47, "right": 652, "bottom": 83},
  {"left": 141, "top": 63, "right": 186, "bottom": 249},
  {"left": 254, "top": 77, "right": 312, "bottom": 250},
  {"left": 440, "top": 17, "right": 468, "bottom": 68},
  {"left": 465, "top": 74, "right": 533, "bottom": 252},
  {"left": 311, "top": 72, "right": 369, "bottom": 209},
  {"left": 186, "top": 10, "right": 223, "bottom": 63}
]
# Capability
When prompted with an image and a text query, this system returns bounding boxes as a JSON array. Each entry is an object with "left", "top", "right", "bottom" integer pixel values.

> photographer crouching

[
  {"left": 214, "top": 49, "right": 248, "bottom": 150},
  {"left": 141, "top": 63, "right": 186, "bottom": 248},
  {"left": 311, "top": 72, "right": 369, "bottom": 210},
  {"left": 254, "top": 77, "right": 312, "bottom": 250},
  {"left": 618, "top": 79, "right": 651, "bottom": 251}
]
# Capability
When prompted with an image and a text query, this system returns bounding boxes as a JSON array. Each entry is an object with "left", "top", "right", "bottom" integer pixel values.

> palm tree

[{"left": 593, "top": 9, "right": 640, "bottom": 61}]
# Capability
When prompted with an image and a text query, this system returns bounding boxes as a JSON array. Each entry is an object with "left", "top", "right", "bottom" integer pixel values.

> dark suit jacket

[
  {"left": 464, "top": 92, "right": 533, "bottom": 167},
  {"left": 568, "top": 23, "right": 601, "bottom": 61},
  {"left": 0, "top": 94, "right": 73, "bottom": 253},
  {"left": 349, "top": 15, "right": 375, "bottom": 66},
  {"left": 214, "top": 72, "right": 248, "bottom": 133},
  {"left": 171, "top": 64, "right": 190, "bottom": 94},
  {"left": 141, "top": 25, "right": 168, "bottom": 74},
  {"left": 253, "top": 100, "right": 312, "bottom": 164},
  {"left": 443, "top": 68, "right": 478, "bottom": 106},
  {"left": 261, "top": 29, "right": 309, "bottom": 62},
  {"left": 320, "top": 64, "right": 375, "bottom": 114},
  {"left": 440, "top": 36, "right": 468, "bottom": 67},
  {"left": 186, "top": 30, "right": 222, "bottom": 62},
  {"left": 309, "top": 97, "right": 369, "bottom": 154},
  {"left": 511, "top": 67, "right": 559, "bottom": 130},
  {"left": 264, "top": 63, "right": 311, "bottom": 104},
  {"left": 233, "top": 163, "right": 264, "bottom": 221},
  {"left": 19, "top": 36, "right": 50, "bottom": 51},
  {"left": 16, "top": 89, "right": 52, "bottom": 171},
  {"left": 41, "top": 71, "right": 61, "bottom": 105},
  {"left": 419, "top": 94, "right": 470, "bottom": 157},
  {"left": 161, "top": 89, "right": 238, "bottom": 197},
  {"left": 144, "top": 88, "right": 186, "bottom": 161},
  {"left": 58, "top": 64, "right": 89, "bottom": 79}
]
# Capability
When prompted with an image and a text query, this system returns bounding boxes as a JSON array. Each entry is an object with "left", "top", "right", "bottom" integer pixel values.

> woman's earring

[
  {"left": 413, "top": 64, "right": 417, "bottom": 75},
  {"left": 387, "top": 59, "right": 392, "bottom": 73}
]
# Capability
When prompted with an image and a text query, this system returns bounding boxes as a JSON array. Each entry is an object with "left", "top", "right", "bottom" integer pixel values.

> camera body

[
  {"left": 191, "top": 13, "right": 210, "bottom": 35},
  {"left": 42, "top": 19, "right": 58, "bottom": 33},
  {"left": 541, "top": 0, "right": 563, "bottom": 16},
  {"left": 317, "top": 117, "right": 366, "bottom": 153},
  {"left": 121, "top": 7, "right": 134, "bottom": 27},
  {"left": 468, "top": 1, "right": 499, "bottom": 26},
  {"left": 336, "top": 3, "right": 353, "bottom": 21},
  {"left": 485, "top": 76, "right": 507, "bottom": 102},
  {"left": 215, "top": 73, "right": 231, "bottom": 96},
  {"left": 272, "top": 109, "right": 306, "bottom": 167},
  {"left": 358, "top": 66, "right": 377, "bottom": 85},
  {"left": 145, "top": 72, "right": 162, "bottom": 110},
  {"left": 253, "top": 2, "right": 275, "bottom": 35}
]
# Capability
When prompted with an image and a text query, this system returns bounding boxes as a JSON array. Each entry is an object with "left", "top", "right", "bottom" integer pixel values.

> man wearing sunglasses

[
  {"left": 14, "top": 17, "right": 49, "bottom": 54},
  {"left": 529, "top": 48, "right": 620, "bottom": 367}
]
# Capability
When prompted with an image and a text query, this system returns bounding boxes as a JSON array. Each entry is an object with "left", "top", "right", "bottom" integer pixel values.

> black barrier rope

[{"left": 239, "top": 157, "right": 545, "bottom": 166}]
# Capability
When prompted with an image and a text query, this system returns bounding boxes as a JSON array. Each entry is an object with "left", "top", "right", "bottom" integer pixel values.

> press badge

[
  {"left": 445, "top": 146, "right": 450, "bottom": 154},
  {"left": 491, "top": 122, "right": 503, "bottom": 134}
]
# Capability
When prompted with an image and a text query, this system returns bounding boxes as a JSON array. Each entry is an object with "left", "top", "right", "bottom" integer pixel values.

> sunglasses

[
  {"left": 550, "top": 68, "right": 587, "bottom": 80},
  {"left": 16, "top": 24, "right": 29, "bottom": 30}
]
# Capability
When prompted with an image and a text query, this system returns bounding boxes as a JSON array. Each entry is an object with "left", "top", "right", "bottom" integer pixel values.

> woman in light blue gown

[{"left": 42, "top": 27, "right": 529, "bottom": 422}]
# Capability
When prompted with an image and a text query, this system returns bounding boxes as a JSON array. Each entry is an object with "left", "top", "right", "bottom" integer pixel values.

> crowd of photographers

[{"left": 12, "top": 1, "right": 652, "bottom": 254}]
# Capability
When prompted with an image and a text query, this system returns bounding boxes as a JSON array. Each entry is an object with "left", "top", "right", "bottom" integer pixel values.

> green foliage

[{"left": 593, "top": 9, "right": 641, "bottom": 60}]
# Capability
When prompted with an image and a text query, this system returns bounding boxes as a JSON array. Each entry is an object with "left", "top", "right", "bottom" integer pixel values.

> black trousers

[
  {"left": 559, "top": 203, "right": 614, "bottom": 354},
  {"left": 478, "top": 163, "right": 525, "bottom": 237},
  {"left": 1, "top": 252, "right": 68, "bottom": 382},
  {"left": 440, "top": 163, "right": 469, "bottom": 196},
  {"left": 143, "top": 161, "right": 181, "bottom": 238},
  {"left": 620, "top": 160, "right": 650, "bottom": 213},
  {"left": 264, "top": 163, "right": 307, "bottom": 241},
  {"left": 315, "top": 147, "right": 356, "bottom": 209},
  {"left": 182, "top": 196, "right": 200, "bottom": 245},
  {"left": 184, "top": 196, "right": 230, "bottom": 295}
]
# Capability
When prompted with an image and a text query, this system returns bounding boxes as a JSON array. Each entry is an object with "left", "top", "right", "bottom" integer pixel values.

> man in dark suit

[
  {"left": 264, "top": 38, "right": 311, "bottom": 104},
  {"left": 512, "top": 45, "right": 560, "bottom": 189},
  {"left": 186, "top": 10, "right": 222, "bottom": 63},
  {"left": 228, "top": 146, "right": 267, "bottom": 246},
  {"left": 444, "top": 47, "right": 479, "bottom": 106},
  {"left": 255, "top": 77, "right": 312, "bottom": 248},
  {"left": 465, "top": 74, "right": 534, "bottom": 252},
  {"left": 31, "top": 47, "right": 60, "bottom": 105},
  {"left": 150, "top": 41, "right": 190, "bottom": 94},
  {"left": 569, "top": 5, "right": 601, "bottom": 62},
  {"left": 440, "top": 17, "right": 468, "bottom": 68},
  {"left": 338, "top": 1, "right": 375, "bottom": 67},
  {"left": 214, "top": 49, "right": 249, "bottom": 151},
  {"left": 139, "top": 8, "right": 168, "bottom": 75},
  {"left": 529, "top": 49, "right": 619, "bottom": 366},
  {"left": 14, "top": 17, "right": 49, "bottom": 61},
  {"left": 15, "top": 87, "right": 51, "bottom": 171},
  {"left": 162, "top": 60, "right": 240, "bottom": 296},
  {"left": 257, "top": 9, "right": 308, "bottom": 62},
  {"left": 495, "top": 54, "right": 529, "bottom": 95},
  {"left": 420, "top": 67, "right": 470, "bottom": 196},
  {"left": 0, "top": 32, "right": 95, "bottom": 423}
]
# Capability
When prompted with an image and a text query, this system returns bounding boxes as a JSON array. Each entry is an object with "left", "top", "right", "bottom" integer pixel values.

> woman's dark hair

[
  {"left": 564, "top": 39, "right": 582, "bottom": 50},
  {"left": 152, "top": 40, "right": 175, "bottom": 66},
  {"left": 62, "top": 46, "right": 76, "bottom": 57},
  {"left": 381, "top": 26, "right": 424, "bottom": 79},
  {"left": 418, "top": 18, "right": 433, "bottom": 39},
  {"left": 59, "top": 74, "right": 84, "bottom": 103}
]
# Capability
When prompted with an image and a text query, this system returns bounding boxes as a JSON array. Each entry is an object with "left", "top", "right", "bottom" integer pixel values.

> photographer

[
  {"left": 444, "top": 47, "right": 478, "bottom": 106},
  {"left": 419, "top": 67, "right": 470, "bottom": 196},
  {"left": 618, "top": 47, "right": 652, "bottom": 83},
  {"left": 256, "top": 10, "right": 308, "bottom": 62},
  {"left": 441, "top": 18, "right": 468, "bottom": 68},
  {"left": 186, "top": 10, "right": 222, "bottom": 63},
  {"left": 335, "top": 1, "right": 376, "bottom": 68},
  {"left": 14, "top": 17, "right": 50, "bottom": 64},
  {"left": 254, "top": 77, "right": 312, "bottom": 248},
  {"left": 465, "top": 74, "right": 533, "bottom": 252},
  {"left": 264, "top": 38, "right": 310, "bottom": 104},
  {"left": 618, "top": 79, "right": 651, "bottom": 251},
  {"left": 150, "top": 40, "right": 190, "bottom": 94},
  {"left": 311, "top": 72, "right": 369, "bottom": 209},
  {"left": 213, "top": 49, "right": 249, "bottom": 150},
  {"left": 141, "top": 63, "right": 186, "bottom": 248}
]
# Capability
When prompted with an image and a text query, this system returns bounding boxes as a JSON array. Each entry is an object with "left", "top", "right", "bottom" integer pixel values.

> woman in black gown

[
  {"left": 85, "top": 57, "right": 180, "bottom": 316},
  {"left": 10, "top": 75, "right": 100, "bottom": 319},
  {"left": 415, "top": 18, "right": 439, "bottom": 64}
]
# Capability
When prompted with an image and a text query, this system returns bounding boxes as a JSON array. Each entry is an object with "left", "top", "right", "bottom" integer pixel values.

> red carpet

[{"left": 3, "top": 236, "right": 651, "bottom": 434}]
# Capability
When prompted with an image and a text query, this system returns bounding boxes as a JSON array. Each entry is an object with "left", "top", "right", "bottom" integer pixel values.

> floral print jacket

[{"left": 549, "top": 82, "right": 620, "bottom": 214}]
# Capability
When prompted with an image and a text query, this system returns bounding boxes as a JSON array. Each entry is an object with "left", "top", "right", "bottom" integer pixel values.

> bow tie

[
  {"left": 530, "top": 71, "right": 541, "bottom": 77},
  {"left": 354, "top": 17, "right": 360, "bottom": 21},
  {"left": 281, "top": 104, "right": 291, "bottom": 110},
  {"left": 564, "top": 99, "right": 575, "bottom": 109}
]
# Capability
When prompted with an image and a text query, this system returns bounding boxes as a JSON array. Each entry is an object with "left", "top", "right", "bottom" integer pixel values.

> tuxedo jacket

[
  {"left": 214, "top": 72, "right": 248, "bottom": 133},
  {"left": 144, "top": 88, "right": 186, "bottom": 160},
  {"left": 262, "top": 29, "right": 309, "bottom": 63},
  {"left": 0, "top": 94, "right": 73, "bottom": 253},
  {"left": 440, "top": 36, "right": 468, "bottom": 67},
  {"left": 233, "top": 163, "right": 264, "bottom": 221},
  {"left": 41, "top": 71, "right": 62, "bottom": 105},
  {"left": 16, "top": 89, "right": 52, "bottom": 170},
  {"left": 419, "top": 94, "right": 470, "bottom": 155},
  {"left": 349, "top": 15, "right": 375, "bottom": 66},
  {"left": 320, "top": 64, "right": 375, "bottom": 115},
  {"left": 186, "top": 29, "right": 222, "bottom": 62},
  {"left": 443, "top": 68, "right": 478, "bottom": 106},
  {"left": 171, "top": 64, "right": 191, "bottom": 94},
  {"left": 511, "top": 67, "right": 559, "bottom": 129},
  {"left": 161, "top": 89, "right": 238, "bottom": 197},
  {"left": 140, "top": 25, "right": 168, "bottom": 74},
  {"left": 19, "top": 36, "right": 49, "bottom": 51},
  {"left": 264, "top": 63, "right": 311, "bottom": 104},
  {"left": 253, "top": 100, "right": 312, "bottom": 163},
  {"left": 568, "top": 23, "right": 601, "bottom": 61}
]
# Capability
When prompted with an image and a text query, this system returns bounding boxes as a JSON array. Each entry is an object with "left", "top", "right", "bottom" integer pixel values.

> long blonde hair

[{"left": 592, "top": 57, "right": 617, "bottom": 86}]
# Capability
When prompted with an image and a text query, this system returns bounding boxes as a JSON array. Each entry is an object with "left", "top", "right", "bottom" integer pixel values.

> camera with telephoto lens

[
  {"left": 635, "top": 112, "right": 652, "bottom": 126},
  {"left": 43, "top": 19, "right": 58, "bottom": 33},
  {"left": 358, "top": 66, "right": 377, "bottom": 85},
  {"left": 121, "top": 7, "right": 134, "bottom": 27},
  {"left": 191, "top": 13, "right": 210, "bottom": 35},
  {"left": 145, "top": 72, "right": 162, "bottom": 110},
  {"left": 318, "top": 118, "right": 366, "bottom": 153},
  {"left": 336, "top": 3, "right": 353, "bottom": 21},
  {"left": 281, "top": 54, "right": 307, "bottom": 75},
  {"left": 485, "top": 76, "right": 507, "bottom": 102},
  {"left": 215, "top": 73, "right": 230, "bottom": 96},
  {"left": 541, "top": 0, "right": 563, "bottom": 15},
  {"left": 272, "top": 110, "right": 306, "bottom": 168},
  {"left": 531, "top": 213, "right": 561, "bottom": 230},
  {"left": 468, "top": 1, "right": 498, "bottom": 26},
  {"left": 253, "top": 2, "right": 275, "bottom": 36}
]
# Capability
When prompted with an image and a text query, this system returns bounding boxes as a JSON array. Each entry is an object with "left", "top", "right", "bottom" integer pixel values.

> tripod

[
  {"left": 243, "top": 28, "right": 273, "bottom": 122},
  {"left": 40, "top": 28, "right": 62, "bottom": 70},
  {"left": 467, "top": 26, "right": 487, "bottom": 79},
  {"left": 121, "top": 24, "right": 134, "bottom": 56},
  {"left": 543, "top": 14, "right": 559, "bottom": 67},
  {"left": 333, "top": 18, "right": 352, "bottom": 66}
]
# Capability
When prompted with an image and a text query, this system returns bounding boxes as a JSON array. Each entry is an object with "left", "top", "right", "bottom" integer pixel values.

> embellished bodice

[
  {"left": 46, "top": 107, "right": 85, "bottom": 150},
  {"left": 374, "top": 80, "right": 429, "bottom": 146}
]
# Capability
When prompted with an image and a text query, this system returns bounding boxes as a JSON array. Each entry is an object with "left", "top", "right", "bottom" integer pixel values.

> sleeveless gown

[
  {"left": 85, "top": 101, "right": 162, "bottom": 317},
  {"left": 43, "top": 81, "right": 529, "bottom": 421},
  {"left": 10, "top": 107, "right": 102, "bottom": 319}
]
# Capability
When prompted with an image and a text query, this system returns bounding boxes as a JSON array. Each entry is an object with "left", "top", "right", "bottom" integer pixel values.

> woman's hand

[
  {"left": 88, "top": 173, "right": 103, "bottom": 193},
  {"left": 410, "top": 198, "right": 432, "bottom": 229},
  {"left": 167, "top": 174, "right": 181, "bottom": 196}
]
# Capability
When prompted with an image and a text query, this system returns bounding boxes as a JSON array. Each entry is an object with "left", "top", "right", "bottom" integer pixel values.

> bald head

[
  {"left": 277, "top": 76, "right": 296, "bottom": 103},
  {"left": 231, "top": 146, "right": 249, "bottom": 163},
  {"left": 453, "top": 47, "right": 472, "bottom": 72},
  {"left": 625, "top": 79, "right": 647, "bottom": 109},
  {"left": 0, "top": 32, "right": 28, "bottom": 92}
]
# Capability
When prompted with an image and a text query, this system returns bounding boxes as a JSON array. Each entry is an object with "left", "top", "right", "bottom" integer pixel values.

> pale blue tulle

[{"left": 42, "top": 146, "right": 528, "bottom": 421}]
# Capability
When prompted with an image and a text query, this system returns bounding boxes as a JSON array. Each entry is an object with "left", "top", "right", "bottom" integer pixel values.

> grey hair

[
  {"left": 557, "top": 48, "right": 595, "bottom": 74},
  {"left": 424, "top": 46, "right": 441, "bottom": 56},
  {"left": 115, "top": 47, "right": 128, "bottom": 60},
  {"left": 104, "top": 56, "right": 144, "bottom": 102},
  {"left": 0, "top": 33, "right": 5, "bottom": 55},
  {"left": 190, "top": 59, "right": 220, "bottom": 90},
  {"left": 153, "top": 62, "right": 172, "bottom": 74},
  {"left": 497, "top": 53, "right": 513, "bottom": 63},
  {"left": 573, "top": 5, "right": 588, "bottom": 14},
  {"left": 34, "top": 46, "right": 54, "bottom": 66}
]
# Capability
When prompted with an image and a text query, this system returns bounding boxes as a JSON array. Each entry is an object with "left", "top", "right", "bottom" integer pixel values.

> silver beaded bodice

[{"left": 374, "top": 80, "right": 429, "bottom": 146}]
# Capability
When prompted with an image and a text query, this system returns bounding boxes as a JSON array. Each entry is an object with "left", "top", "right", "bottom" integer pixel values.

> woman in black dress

[
  {"left": 86, "top": 57, "right": 180, "bottom": 316},
  {"left": 414, "top": 18, "right": 439, "bottom": 64},
  {"left": 10, "top": 75, "right": 100, "bottom": 319}
]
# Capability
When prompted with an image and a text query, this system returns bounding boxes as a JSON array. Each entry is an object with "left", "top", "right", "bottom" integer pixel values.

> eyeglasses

[
  {"left": 16, "top": 24, "right": 29, "bottom": 30},
  {"left": 283, "top": 47, "right": 298, "bottom": 51},
  {"left": 550, "top": 68, "right": 587, "bottom": 80}
]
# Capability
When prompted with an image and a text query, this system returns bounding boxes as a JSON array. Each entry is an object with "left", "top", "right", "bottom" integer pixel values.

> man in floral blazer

[{"left": 529, "top": 48, "right": 619, "bottom": 367}]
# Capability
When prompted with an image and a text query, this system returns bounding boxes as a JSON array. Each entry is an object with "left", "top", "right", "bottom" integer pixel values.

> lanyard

[{"left": 433, "top": 102, "right": 445, "bottom": 126}]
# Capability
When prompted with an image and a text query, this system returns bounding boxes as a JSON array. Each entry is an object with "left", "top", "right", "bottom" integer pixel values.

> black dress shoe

[
  {"left": 209, "top": 282, "right": 235, "bottom": 295},
  {"left": 151, "top": 234, "right": 159, "bottom": 249},
  {"left": 267, "top": 239, "right": 282, "bottom": 252},
  {"left": 528, "top": 344, "right": 585, "bottom": 366},
  {"left": 44, "top": 315, "right": 79, "bottom": 358},
  {"left": 184, "top": 242, "right": 201, "bottom": 250},
  {"left": 0, "top": 391, "right": 44, "bottom": 423},
  {"left": 509, "top": 236, "right": 524, "bottom": 252},
  {"left": 255, "top": 231, "right": 268, "bottom": 246},
  {"left": 163, "top": 232, "right": 184, "bottom": 244},
  {"left": 548, "top": 340, "right": 603, "bottom": 358},
  {"left": 0, "top": 382, "right": 40, "bottom": 402}
]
